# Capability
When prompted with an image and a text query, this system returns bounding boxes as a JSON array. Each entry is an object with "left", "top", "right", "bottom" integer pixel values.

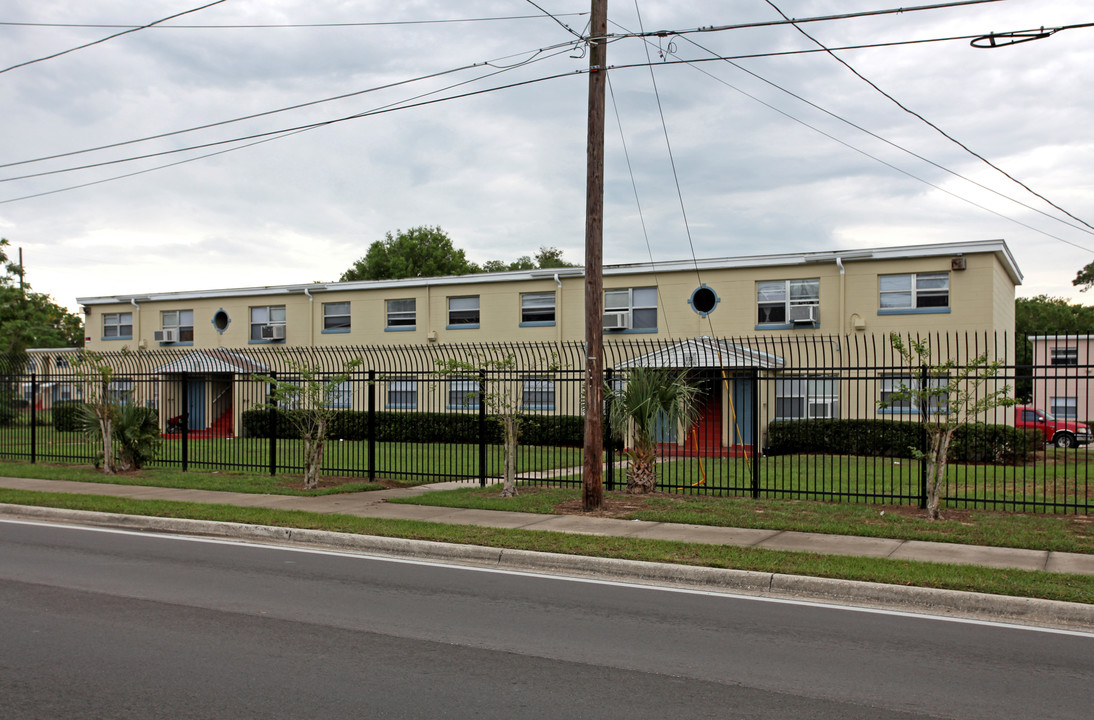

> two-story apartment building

[{"left": 72, "top": 239, "right": 1022, "bottom": 451}]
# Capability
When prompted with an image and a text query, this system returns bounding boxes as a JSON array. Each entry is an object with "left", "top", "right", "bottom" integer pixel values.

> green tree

[
  {"left": 606, "top": 367, "right": 701, "bottom": 494},
  {"left": 254, "top": 355, "right": 361, "bottom": 489},
  {"left": 1072, "top": 261, "right": 1094, "bottom": 292},
  {"left": 533, "top": 246, "right": 574, "bottom": 269},
  {"left": 878, "top": 334, "right": 1017, "bottom": 521},
  {"left": 340, "top": 227, "right": 480, "bottom": 281},
  {"left": 1014, "top": 295, "right": 1094, "bottom": 401},
  {"left": 0, "top": 238, "right": 83, "bottom": 356}
]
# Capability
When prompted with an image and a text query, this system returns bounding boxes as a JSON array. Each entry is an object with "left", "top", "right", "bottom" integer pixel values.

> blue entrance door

[{"left": 186, "top": 381, "right": 205, "bottom": 430}]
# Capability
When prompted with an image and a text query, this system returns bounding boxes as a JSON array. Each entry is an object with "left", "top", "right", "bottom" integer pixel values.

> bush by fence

[
  {"left": 766, "top": 419, "right": 1040, "bottom": 464},
  {"left": 241, "top": 408, "right": 584, "bottom": 447},
  {"left": 52, "top": 401, "right": 84, "bottom": 432}
]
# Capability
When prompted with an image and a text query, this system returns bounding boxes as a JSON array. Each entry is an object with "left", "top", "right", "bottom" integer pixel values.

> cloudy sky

[{"left": 1, "top": 0, "right": 1092, "bottom": 313}]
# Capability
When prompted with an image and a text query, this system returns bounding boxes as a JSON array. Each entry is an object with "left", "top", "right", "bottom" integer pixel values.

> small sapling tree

[
  {"left": 878, "top": 334, "right": 1017, "bottom": 520},
  {"left": 435, "top": 352, "right": 560, "bottom": 497},
  {"left": 73, "top": 349, "right": 126, "bottom": 474},
  {"left": 255, "top": 355, "right": 360, "bottom": 490}
]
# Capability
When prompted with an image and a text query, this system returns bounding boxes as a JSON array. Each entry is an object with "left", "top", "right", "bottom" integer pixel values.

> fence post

[
  {"left": 919, "top": 363, "right": 929, "bottom": 510},
  {"left": 30, "top": 373, "right": 37, "bottom": 464},
  {"left": 268, "top": 371, "right": 277, "bottom": 477},
  {"left": 604, "top": 368, "right": 614, "bottom": 491},
  {"left": 478, "top": 369, "right": 487, "bottom": 487},
  {"left": 367, "top": 370, "right": 376, "bottom": 483},
  {"left": 180, "top": 373, "right": 190, "bottom": 472},
  {"left": 751, "top": 367, "right": 760, "bottom": 499}
]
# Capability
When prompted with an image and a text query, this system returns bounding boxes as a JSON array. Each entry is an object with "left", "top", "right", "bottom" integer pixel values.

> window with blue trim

[
  {"left": 758, "top": 279, "right": 818, "bottom": 325},
  {"left": 879, "top": 373, "right": 947, "bottom": 414},
  {"left": 520, "top": 292, "right": 555, "bottom": 325},
  {"left": 605, "top": 287, "right": 657, "bottom": 332},
  {"left": 326, "top": 380, "right": 352, "bottom": 409},
  {"left": 879, "top": 272, "right": 948, "bottom": 310},
  {"left": 521, "top": 377, "right": 555, "bottom": 410},
  {"left": 386, "top": 376, "right": 417, "bottom": 409},
  {"left": 161, "top": 310, "right": 193, "bottom": 342},
  {"left": 386, "top": 298, "right": 415, "bottom": 329},
  {"left": 103, "top": 312, "right": 132, "bottom": 339},
  {"left": 448, "top": 296, "right": 479, "bottom": 327},
  {"left": 323, "top": 302, "right": 350, "bottom": 332},
  {"left": 447, "top": 378, "right": 478, "bottom": 409}
]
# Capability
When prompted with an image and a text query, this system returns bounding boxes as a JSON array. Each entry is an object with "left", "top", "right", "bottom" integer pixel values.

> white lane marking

[{"left": 3, "top": 516, "right": 1093, "bottom": 639}]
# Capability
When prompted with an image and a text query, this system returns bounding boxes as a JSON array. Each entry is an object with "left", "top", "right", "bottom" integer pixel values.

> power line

[
  {"left": 0, "top": 60, "right": 584, "bottom": 203},
  {"left": 607, "top": 20, "right": 1092, "bottom": 253},
  {"left": 604, "top": 0, "right": 1006, "bottom": 42},
  {"left": 0, "top": 38, "right": 584, "bottom": 171},
  {"left": 676, "top": 34, "right": 1094, "bottom": 240},
  {"left": 521, "top": 1, "right": 584, "bottom": 39},
  {"left": 762, "top": 0, "right": 1094, "bottom": 236},
  {"left": 0, "top": 13, "right": 589, "bottom": 30},
  {"left": 0, "top": 0, "right": 231, "bottom": 75}
]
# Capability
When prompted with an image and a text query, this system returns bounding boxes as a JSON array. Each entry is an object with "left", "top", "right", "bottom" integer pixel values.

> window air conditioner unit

[
  {"left": 603, "top": 311, "right": 631, "bottom": 331},
  {"left": 261, "top": 324, "right": 286, "bottom": 340},
  {"left": 788, "top": 305, "right": 817, "bottom": 324},
  {"left": 153, "top": 329, "right": 178, "bottom": 343}
]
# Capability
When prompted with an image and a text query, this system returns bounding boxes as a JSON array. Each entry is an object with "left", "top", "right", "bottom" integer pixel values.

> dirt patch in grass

[{"left": 273, "top": 475, "right": 411, "bottom": 491}]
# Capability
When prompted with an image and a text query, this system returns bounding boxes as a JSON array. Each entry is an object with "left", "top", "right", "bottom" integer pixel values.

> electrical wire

[
  {"left": 0, "top": 56, "right": 583, "bottom": 203},
  {"left": 0, "top": 13, "right": 590, "bottom": 30},
  {"left": 677, "top": 34, "right": 1094, "bottom": 240},
  {"left": 0, "top": 38, "right": 584, "bottom": 171},
  {"left": 0, "top": 0, "right": 230, "bottom": 75},
  {"left": 0, "top": 44, "right": 582, "bottom": 184},
  {"left": 521, "top": 0, "right": 584, "bottom": 39},
  {"left": 762, "top": 0, "right": 1094, "bottom": 236}
]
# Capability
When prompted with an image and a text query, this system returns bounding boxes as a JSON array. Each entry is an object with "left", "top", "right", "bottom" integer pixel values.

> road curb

[{"left": 4, "top": 503, "right": 1092, "bottom": 631}]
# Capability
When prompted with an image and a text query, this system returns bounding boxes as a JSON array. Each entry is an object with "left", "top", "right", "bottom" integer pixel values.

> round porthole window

[
  {"left": 212, "top": 309, "right": 231, "bottom": 334},
  {"left": 688, "top": 284, "right": 720, "bottom": 318}
]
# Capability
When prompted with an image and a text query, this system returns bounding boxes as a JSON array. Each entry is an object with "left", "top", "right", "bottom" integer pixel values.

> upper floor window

[
  {"left": 386, "top": 299, "right": 416, "bottom": 330},
  {"left": 757, "top": 279, "right": 819, "bottom": 325},
  {"left": 520, "top": 292, "right": 556, "bottom": 325},
  {"left": 323, "top": 302, "right": 351, "bottom": 332},
  {"left": 879, "top": 272, "right": 949, "bottom": 311},
  {"left": 605, "top": 287, "right": 657, "bottom": 332},
  {"left": 103, "top": 312, "right": 133, "bottom": 339},
  {"left": 250, "top": 305, "right": 286, "bottom": 341},
  {"left": 1051, "top": 347, "right": 1078, "bottom": 366},
  {"left": 160, "top": 310, "right": 193, "bottom": 343},
  {"left": 448, "top": 296, "right": 480, "bottom": 328}
]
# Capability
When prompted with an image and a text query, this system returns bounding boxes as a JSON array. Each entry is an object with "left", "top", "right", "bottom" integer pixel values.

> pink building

[{"left": 1029, "top": 335, "right": 1094, "bottom": 421}]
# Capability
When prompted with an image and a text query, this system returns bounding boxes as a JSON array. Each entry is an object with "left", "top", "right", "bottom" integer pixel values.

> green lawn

[{"left": 1, "top": 487, "right": 1090, "bottom": 605}]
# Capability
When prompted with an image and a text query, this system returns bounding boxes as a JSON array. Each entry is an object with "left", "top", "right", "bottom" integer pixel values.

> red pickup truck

[{"left": 1015, "top": 406, "right": 1092, "bottom": 448}]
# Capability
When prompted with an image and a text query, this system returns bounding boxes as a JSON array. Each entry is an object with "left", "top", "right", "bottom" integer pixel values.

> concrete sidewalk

[{"left": 2, "top": 475, "right": 1092, "bottom": 576}]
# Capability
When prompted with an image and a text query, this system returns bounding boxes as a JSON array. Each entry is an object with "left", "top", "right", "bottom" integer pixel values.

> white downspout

[
  {"left": 835, "top": 256, "right": 846, "bottom": 336},
  {"left": 130, "top": 298, "right": 141, "bottom": 349},
  {"left": 554, "top": 272, "right": 563, "bottom": 343},
  {"left": 304, "top": 287, "right": 314, "bottom": 346}
]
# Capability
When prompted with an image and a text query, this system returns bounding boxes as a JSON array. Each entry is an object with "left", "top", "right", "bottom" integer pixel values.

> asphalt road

[{"left": 2, "top": 519, "right": 1091, "bottom": 719}]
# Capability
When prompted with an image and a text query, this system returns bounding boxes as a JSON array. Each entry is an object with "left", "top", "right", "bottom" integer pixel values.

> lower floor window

[
  {"left": 386, "top": 376, "right": 417, "bottom": 409},
  {"left": 775, "top": 377, "right": 838, "bottom": 420},
  {"left": 448, "top": 378, "right": 478, "bottom": 409},
  {"left": 521, "top": 377, "right": 555, "bottom": 410}
]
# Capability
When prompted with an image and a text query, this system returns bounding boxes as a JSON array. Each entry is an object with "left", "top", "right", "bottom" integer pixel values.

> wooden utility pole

[{"left": 582, "top": 0, "right": 607, "bottom": 511}]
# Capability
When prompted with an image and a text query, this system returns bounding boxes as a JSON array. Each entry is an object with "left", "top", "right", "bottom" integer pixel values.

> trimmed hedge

[
  {"left": 52, "top": 401, "right": 85, "bottom": 432},
  {"left": 766, "top": 419, "right": 1040, "bottom": 464},
  {"left": 241, "top": 408, "right": 584, "bottom": 447}
]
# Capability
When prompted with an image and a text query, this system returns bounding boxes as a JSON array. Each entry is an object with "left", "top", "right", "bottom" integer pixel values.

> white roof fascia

[{"left": 77, "top": 239, "right": 1022, "bottom": 306}]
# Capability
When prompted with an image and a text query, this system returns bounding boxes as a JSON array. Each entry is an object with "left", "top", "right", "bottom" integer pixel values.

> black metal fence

[{"left": 5, "top": 333, "right": 1093, "bottom": 513}]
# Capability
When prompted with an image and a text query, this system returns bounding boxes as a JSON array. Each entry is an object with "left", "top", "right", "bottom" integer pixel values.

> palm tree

[{"left": 606, "top": 367, "right": 701, "bottom": 494}]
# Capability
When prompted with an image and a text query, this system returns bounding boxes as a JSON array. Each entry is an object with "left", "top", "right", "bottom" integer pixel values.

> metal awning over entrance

[
  {"left": 152, "top": 349, "right": 269, "bottom": 375},
  {"left": 613, "top": 337, "right": 784, "bottom": 370}
]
